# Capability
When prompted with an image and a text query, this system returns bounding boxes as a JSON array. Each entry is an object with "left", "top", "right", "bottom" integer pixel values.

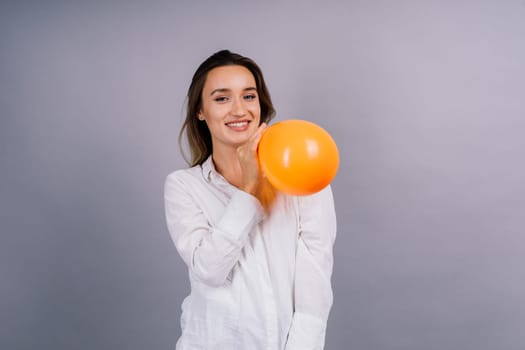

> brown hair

[{"left": 178, "top": 50, "right": 276, "bottom": 166}]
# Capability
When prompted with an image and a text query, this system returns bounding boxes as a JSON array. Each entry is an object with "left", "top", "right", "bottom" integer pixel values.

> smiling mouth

[{"left": 225, "top": 120, "right": 250, "bottom": 129}]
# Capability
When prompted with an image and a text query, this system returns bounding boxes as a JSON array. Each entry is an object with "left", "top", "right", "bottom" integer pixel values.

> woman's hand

[
  {"left": 237, "top": 123, "right": 277, "bottom": 212},
  {"left": 237, "top": 123, "right": 266, "bottom": 195}
]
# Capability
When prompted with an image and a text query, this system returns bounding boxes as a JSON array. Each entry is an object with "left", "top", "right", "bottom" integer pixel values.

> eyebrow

[{"left": 210, "top": 87, "right": 257, "bottom": 96}]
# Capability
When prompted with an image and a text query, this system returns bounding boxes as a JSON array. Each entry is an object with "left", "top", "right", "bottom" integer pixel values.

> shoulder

[
  {"left": 164, "top": 165, "right": 204, "bottom": 195},
  {"left": 297, "top": 185, "right": 335, "bottom": 206},
  {"left": 166, "top": 165, "right": 201, "bottom": 182},
  {"left": 296, "top": 185, "right": 336, "bottom": 221}
]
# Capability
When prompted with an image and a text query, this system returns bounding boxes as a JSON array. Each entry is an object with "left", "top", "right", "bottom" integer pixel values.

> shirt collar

[
  {"left": 201, "top": 155, "right": 228, "bottom": 186},
  {"left": 201, "top": 155, "right": 214, "bottom": 182},
  {"left": 200, "top": 155, "right": 238, "bottom": 197}
]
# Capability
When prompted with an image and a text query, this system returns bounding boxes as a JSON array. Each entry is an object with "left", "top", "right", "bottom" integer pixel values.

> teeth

[{"left": 227, "top": 121, "right": 248, "bottom": 127}]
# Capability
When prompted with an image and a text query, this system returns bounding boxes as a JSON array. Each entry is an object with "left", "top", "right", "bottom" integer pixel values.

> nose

[{"left": 231, "top": 97, "right": 246, "bottom": 117}]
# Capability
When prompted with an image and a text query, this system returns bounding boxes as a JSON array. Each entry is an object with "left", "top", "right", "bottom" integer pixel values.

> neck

[{"left": 212, "top": 149, "right": 243, "bottom": 187}]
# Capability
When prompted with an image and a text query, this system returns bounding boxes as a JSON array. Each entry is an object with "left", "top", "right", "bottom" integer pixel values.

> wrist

[{"left": 240, "top": 181, "right": 258, "bottom": 195}]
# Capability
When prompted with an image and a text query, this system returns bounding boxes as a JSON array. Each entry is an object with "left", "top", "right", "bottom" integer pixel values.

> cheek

[{"left": 251, "top": 103, "right": 262, "bottom": 116}]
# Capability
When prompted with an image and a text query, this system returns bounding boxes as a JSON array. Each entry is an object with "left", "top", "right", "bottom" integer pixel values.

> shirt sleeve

[
  {"left": 285, "top": 185, "right": 337, "bottom": 350},
  {"left": 164, "top": 172, "right": 264, "bottom": 287}
]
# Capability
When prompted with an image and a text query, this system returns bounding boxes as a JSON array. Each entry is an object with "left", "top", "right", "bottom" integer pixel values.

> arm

[
  {"left": 165, "top": 124, "right": 268, "bottom": 287},
  {"left": 164, "top": 173, "right": 264, "bottom": 287},
  {"left": 285, "top": 186, "right": 337, "bottom": 350}
]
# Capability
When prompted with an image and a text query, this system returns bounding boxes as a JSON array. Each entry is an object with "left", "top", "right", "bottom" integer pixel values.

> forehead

[{"left": 203, "top": 65, "right": 256, "bottom": 90}]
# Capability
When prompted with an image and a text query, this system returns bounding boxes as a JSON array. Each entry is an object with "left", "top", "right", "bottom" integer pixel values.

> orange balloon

[{"left": 258, "top": 119, "right": 339, "bottom": 196}]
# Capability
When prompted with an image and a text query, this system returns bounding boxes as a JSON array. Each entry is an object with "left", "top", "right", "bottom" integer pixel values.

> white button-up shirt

[{"left": 164, "top": 156, "right": 336, "bottom": 350}]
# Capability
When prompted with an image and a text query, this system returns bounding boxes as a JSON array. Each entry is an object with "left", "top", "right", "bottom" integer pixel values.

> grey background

[{"left": 1, "top": 1, "right": 524, "bottom": 349}]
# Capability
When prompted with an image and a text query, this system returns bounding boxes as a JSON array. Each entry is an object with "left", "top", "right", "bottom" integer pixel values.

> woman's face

[{"left": 198, "top": 65, "right": 261, "bottom": 153}]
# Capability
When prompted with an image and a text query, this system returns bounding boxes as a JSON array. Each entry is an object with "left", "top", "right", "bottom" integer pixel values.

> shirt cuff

[{"left": 285, "top": 312, "right": 327, "bottom": 350}]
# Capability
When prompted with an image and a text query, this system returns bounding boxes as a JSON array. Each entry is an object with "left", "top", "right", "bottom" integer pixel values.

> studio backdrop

[{"left": 1, "top": 1, "right": 524, "bottom": 349}]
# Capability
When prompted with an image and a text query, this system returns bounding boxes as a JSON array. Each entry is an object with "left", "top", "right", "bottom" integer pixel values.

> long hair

[{"left": 179, "top": 50, "right": 276, "bottom": 166}]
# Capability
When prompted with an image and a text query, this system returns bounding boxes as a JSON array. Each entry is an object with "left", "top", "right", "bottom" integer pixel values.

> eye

[
  {"left": 244, "top": 94, "right": 257, "bottom": 101},
  {"left": 214, "top": 96, "right": 228, "bottom": 103}
]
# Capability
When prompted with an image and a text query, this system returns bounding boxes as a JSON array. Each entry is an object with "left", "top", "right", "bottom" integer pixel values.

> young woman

[{"left": 164, "top": 50, "right": 336, "bottom": 350}]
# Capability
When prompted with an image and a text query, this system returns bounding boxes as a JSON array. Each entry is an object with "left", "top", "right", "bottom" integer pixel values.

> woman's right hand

[{"left": 237, "top": 123, "right": 267, "bottom": 195}]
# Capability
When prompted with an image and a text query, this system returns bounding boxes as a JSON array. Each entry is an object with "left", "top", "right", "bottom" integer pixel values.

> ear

[{"left": 197, "top": 111, "right": 205, "bottom": 121}]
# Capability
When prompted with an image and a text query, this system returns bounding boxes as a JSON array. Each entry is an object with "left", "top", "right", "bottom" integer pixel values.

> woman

[{"left": 164, "top": 49, "right": 336, "bottom": 350}]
